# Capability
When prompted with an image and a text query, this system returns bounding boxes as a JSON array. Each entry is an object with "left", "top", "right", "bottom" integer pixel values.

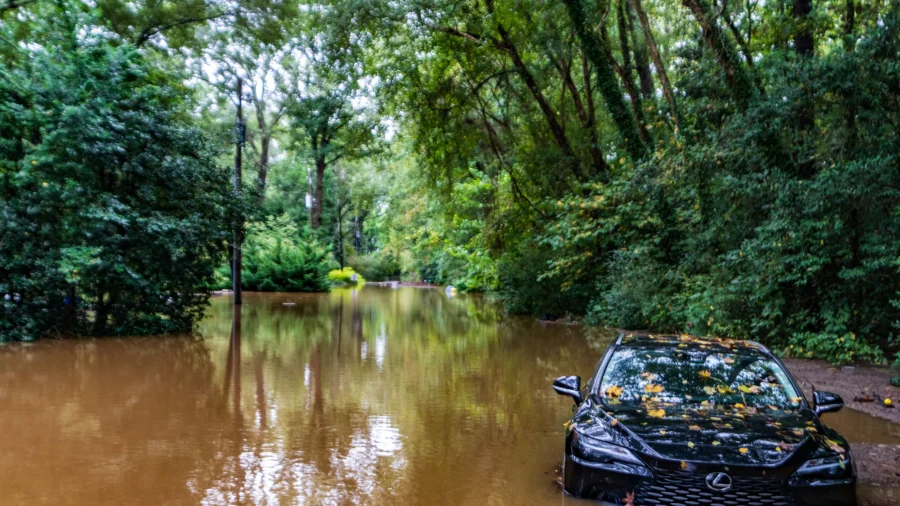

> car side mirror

[
  {"left": 553, "top": 375, "right": 582, "bottom": 405},
  {"left": 814, "top": 391, "right": 844, "bottom": 416}
]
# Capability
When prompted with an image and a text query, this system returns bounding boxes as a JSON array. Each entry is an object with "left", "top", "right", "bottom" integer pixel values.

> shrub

[
  {"left": 215, "top": 216, "right": 335, "bottom": 293},
  {"left": 348, "top": 251, "right": 400, "bottom": 281},
  {"left": 327, "top": 267, "right": 366, "bottom": 287}
]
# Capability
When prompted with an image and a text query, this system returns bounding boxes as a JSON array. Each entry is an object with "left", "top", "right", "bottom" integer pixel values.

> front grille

[{"left": 633, "top": 469, "right": 793, "bottom": 506}]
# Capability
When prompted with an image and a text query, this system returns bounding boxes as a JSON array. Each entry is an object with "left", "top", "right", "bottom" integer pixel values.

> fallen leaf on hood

[
  {"left": 647, "top": 409, "right": 666, "bottom": 418},
  {"left": 739, "top": 448, "right": 749, "bottom": 454}
]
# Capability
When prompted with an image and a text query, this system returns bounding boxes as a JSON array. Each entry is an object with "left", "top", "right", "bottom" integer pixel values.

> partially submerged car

[{"left": 553, "top": 333, "right": 855, "bottom": 506}]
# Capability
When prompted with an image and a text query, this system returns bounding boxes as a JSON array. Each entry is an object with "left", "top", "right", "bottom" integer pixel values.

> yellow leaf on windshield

[
  {"left": 605, "top": 385, "right": 624, "bottom": 398},
  {"left": 739, "top": 448, "right": 749, "bottom": 454},
  {"left": 644, "top": 383, "right": 665, "bottom": 394}
]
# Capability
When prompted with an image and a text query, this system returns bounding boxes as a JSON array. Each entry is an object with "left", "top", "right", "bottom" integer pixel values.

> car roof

[{"left": 616, "top": 333, "right": 771, "bottom": 355}]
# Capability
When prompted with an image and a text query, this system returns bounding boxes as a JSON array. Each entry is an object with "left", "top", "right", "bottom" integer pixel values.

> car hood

[{"left": 579, "top": 403, "right": 824, "bottom": 466}]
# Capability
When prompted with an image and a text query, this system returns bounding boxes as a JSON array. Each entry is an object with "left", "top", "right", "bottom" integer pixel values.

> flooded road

[{"left": 0, "top": 288, "right": 898, "bottom": 505}]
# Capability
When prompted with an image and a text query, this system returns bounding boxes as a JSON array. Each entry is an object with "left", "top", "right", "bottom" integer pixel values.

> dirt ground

[
  {"left": 785, "top": 359, "right": 900, "bottom": 489},
  {"left": 783, "top": 359, "right": 899, "bottom": 423}
]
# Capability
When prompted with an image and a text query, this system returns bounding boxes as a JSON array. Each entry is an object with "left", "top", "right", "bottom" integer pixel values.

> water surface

[
  {"left": 0, "top": 288, "right": 897, "bottom": 505},
  {"left": 0, "top": 289, "right": 608, "bottom": 505}
]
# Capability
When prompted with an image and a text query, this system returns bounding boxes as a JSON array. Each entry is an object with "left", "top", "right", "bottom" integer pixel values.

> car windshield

[{"left": 599, "top": 346, "right": 802, "bottom": 410}]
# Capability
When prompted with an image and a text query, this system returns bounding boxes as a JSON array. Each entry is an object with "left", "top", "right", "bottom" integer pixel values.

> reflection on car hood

[{"left": 596, "top": 405, "right": 821, "bottom": 466}]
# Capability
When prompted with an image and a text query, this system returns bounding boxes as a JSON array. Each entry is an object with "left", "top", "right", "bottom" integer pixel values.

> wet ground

[{"left": 0, "top": 288, "right": 898, "bottom": 505}]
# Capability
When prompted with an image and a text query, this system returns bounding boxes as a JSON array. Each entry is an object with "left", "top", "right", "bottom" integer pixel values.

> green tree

[{"left": 0, "top": 14, "right": 233, "bottom": 339}]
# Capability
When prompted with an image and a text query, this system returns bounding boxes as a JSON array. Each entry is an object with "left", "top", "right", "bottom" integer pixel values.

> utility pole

[{"left": 233, "top": 77, "right": 244, "bottom": 305}]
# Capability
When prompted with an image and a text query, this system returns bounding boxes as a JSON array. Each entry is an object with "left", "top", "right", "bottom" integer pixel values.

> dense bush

[
  {"left": 348, "top": 252, "right": 401, "bottom": 281},
  {"left": 326, "top": 267, "right": 366, "bottom": 287},
  {"left": 215, "top": 216, "right": 335, "bottom": 292},
  {"left": 0, "top": 35, "right": 233, "bottom": 340}
]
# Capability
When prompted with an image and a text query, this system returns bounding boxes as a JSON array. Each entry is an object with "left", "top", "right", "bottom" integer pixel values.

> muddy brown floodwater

[{"left": 0, "top": 288, "right": 898, "bottom": 505}]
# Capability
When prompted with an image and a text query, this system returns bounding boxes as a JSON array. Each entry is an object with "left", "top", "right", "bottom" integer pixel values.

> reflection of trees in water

[
  {"left": 189, "top": 289, "right": 605, "bottom": 504},
  {"left": 0, "top": 289, "right": 612, "bottom": 504}
]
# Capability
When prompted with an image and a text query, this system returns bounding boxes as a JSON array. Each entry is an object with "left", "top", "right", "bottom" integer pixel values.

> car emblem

[{"left": 705, "top": 472, "right": 733, "bottom": 492}]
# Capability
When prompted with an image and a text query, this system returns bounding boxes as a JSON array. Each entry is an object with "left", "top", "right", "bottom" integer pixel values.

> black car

[{"left": 553, "top": 333, "right": 855, "bottom": 506}]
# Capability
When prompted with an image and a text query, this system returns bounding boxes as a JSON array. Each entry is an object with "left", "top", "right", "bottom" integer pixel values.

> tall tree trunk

[
  {"left": 257, "top": 133, "right": 270, "bottom": 203},
  {"left": 554, "top": 56, "right": 609, "bottom": 174},
  {"left": 311, "top": 153, "right": 326, "bottom": 229},
  {"left": 563, "top": 0, "right": 648, "bottom": 160},
  {"left": 793, "top": 0, "right": 814, "bottom": 56},
  {"left": 254, "top": 102, "right": 270, "bottom": 204},
  {"left": 842, "top": 0, "right": 856, "bottom": 154},
  {"left": 628, "top": 0, "right": 681, "bottom": 128},
  {"left": 794, "top": 0, "right": 815, "bottom": 178},
  {"left": 842, "top": 0, "right": 855, "bottom": 51},
  {"left": 617, "top": 0, "right": 651, "bottom": 143},
  {"left": 581, "top": 58, "right": 607, "bottom": 176},
  {"left": 626, "top": 1, "right": 654, "bottom": 99},
  {"left": 682, "top": 0, "right": 756, "bottom": 106}
]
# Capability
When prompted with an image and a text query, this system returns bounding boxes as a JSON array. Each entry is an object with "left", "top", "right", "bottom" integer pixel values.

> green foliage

[
  {"left": 219, "top": 215, "right": 335, "bottom": 292},
  {"left": 313, "top": 0, "right": 900, "bottom": 363},
  {"left": 0, "top": 27, "right": 232, "bottom": 339},
  {"left": 349, "top": 252, "right": 400, "bottom": 282},
  {"left": 327, "top": 267, "right": 365, "bottom": 287}
]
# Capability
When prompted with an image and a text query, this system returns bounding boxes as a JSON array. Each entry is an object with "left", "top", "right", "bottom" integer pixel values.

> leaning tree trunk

[
  {"left": 625, "top": 1, "right": 654, "bottom": 100},
  {"left": 627, "top": 0, "right": 681, "bottom": 128},
  {"left": 682, "top": 0, "right": 756, "bottom": 107},
  {"left": 617, "top": 0, "right": 651, "bottom": 143},
  {"left": 563, "top": 0, "right": 648, "bottom": 161}
]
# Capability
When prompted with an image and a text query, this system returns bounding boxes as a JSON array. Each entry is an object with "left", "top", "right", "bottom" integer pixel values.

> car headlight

[
  {"left": 572, "top": 429, "right": 645, "bottom": 466},
  {"left": 792, "top": 453, "right": 851, "bottom": 478}
]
